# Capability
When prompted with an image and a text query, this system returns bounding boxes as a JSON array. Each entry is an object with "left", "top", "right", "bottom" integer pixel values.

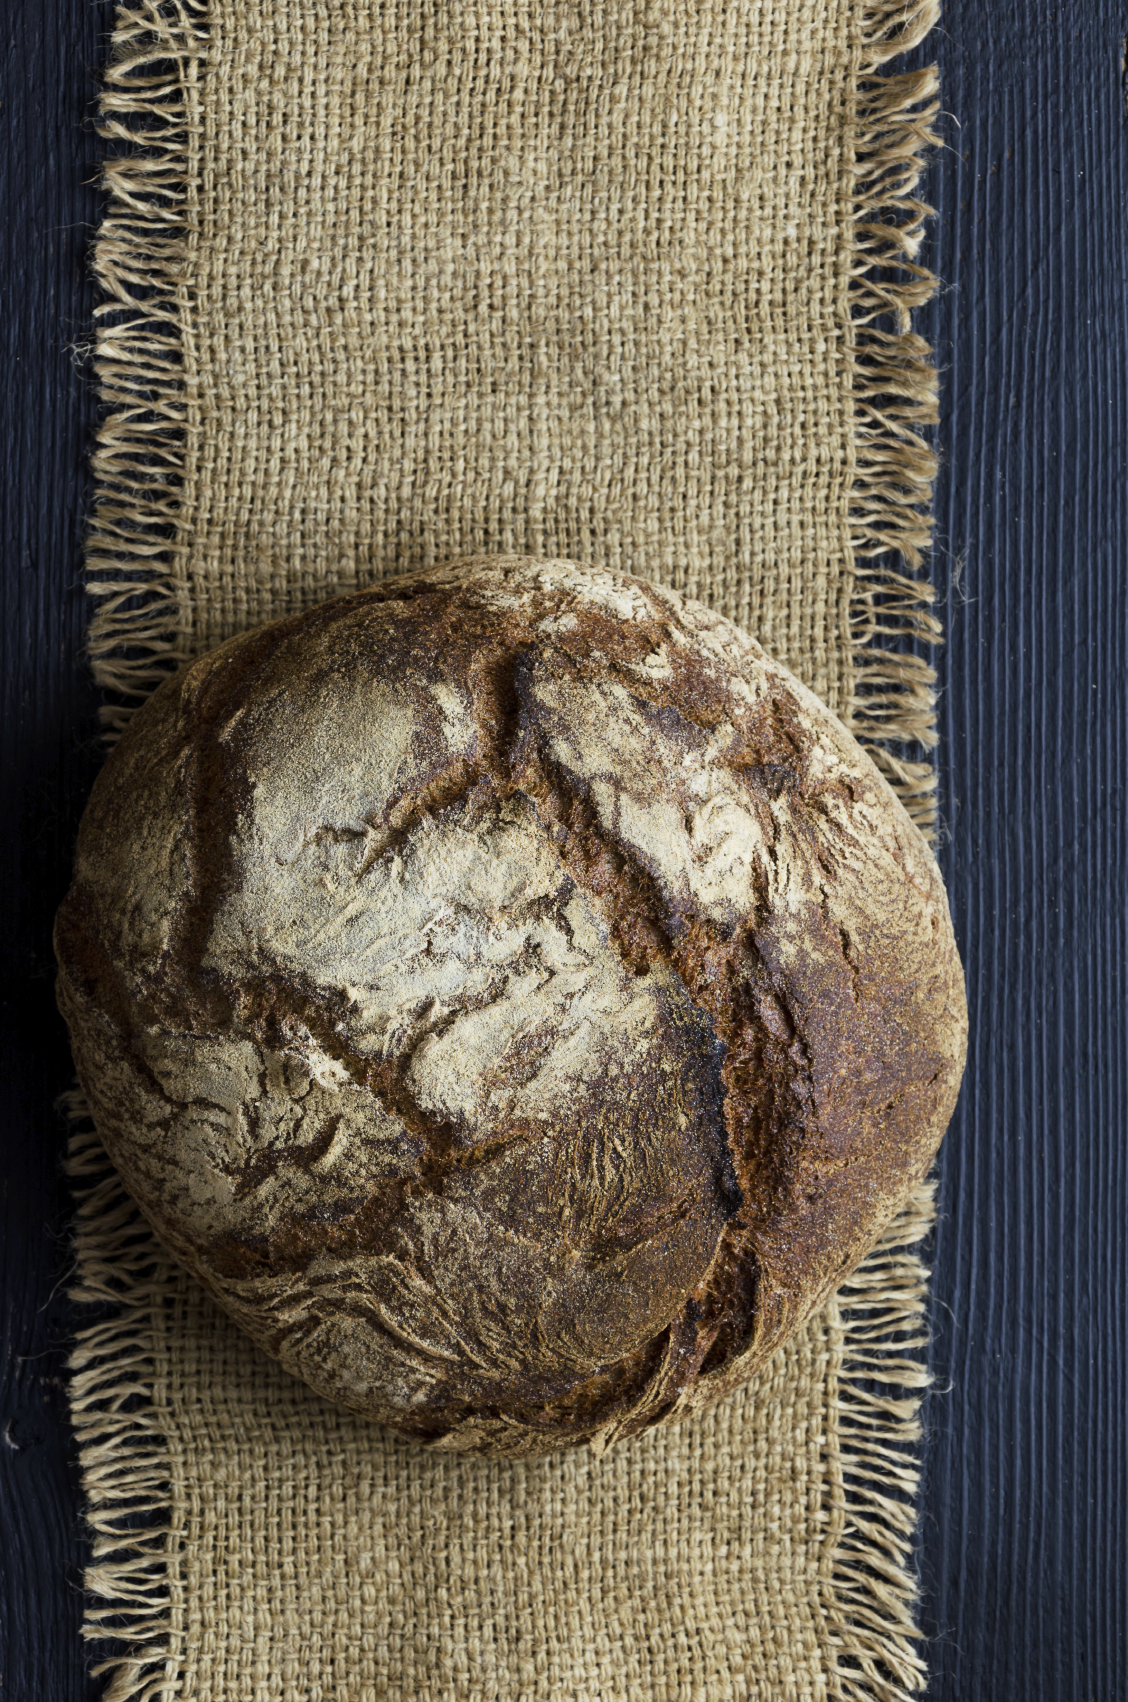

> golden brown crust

[{"left": 55, "top": 555, "right": 967, "bottom": 1453}]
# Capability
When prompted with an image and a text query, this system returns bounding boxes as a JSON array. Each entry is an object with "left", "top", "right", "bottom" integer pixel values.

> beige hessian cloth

[{"left": 72, "top": 2, "right": 944, "bottom": 1697}]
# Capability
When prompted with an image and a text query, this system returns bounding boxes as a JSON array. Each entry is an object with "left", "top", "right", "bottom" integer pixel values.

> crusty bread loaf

[{"left": 55, "top": 556, "right": 966, "bottom": 1456}]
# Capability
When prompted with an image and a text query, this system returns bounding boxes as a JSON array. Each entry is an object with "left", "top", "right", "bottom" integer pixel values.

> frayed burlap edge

[
  {"left": 66, "top": 1108, "right": 181, "bottom": 1702},
  {"left": 73, "top": 2, "right": 944, "bottom": 1696},
  {"left": 66, "top": 1101, "right": 937, "bottom": 1702},
  {"left": 822, "top": 1185, "right": 936, "bottom": 1702},
  {"left": 85, "top": 0, "right": 206, "bottom": 735},
  {"left": 846, "top": 1, "right": 943, "bottom": 839}
]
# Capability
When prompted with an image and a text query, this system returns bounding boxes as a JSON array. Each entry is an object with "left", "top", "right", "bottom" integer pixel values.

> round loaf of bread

[{"left": 56, "top": 555, "right": 966, "bottom": 1456}]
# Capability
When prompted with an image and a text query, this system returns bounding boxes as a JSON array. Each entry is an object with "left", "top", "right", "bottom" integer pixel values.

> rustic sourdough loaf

[{"left": 55, "top": 556, "right": 966, "bottom": 1456}]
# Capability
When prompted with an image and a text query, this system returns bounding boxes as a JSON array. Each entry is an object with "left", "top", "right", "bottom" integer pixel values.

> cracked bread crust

[{"left": 55, "top": 555, "right": 967, "bottom": 1456}]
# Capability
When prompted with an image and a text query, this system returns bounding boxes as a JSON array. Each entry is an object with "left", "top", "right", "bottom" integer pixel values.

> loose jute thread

[
  {"left": 85, "top": 0, "right": 206, "bottom": 732},
  {"left": 845, "top": 1, "right": 943, "bottom": 835}
]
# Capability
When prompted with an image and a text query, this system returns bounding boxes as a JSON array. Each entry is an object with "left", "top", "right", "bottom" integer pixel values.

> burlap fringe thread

[
  {"left": 74, "top": 2, "right": 944, "bottom": 1697},
  {"left": 66, "top": 1109, "right": 181, "bottom": 1702},
  {"left": 84, "top": 0, "right": 206, "bottom": 732},
  {"left": 845, "top": 1, "right": 943, "bottom": 834}
]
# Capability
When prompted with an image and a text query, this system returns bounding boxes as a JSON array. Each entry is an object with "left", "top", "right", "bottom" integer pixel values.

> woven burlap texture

[{"left": 73, "top": 1, "right": 943, "bottom": 1698}]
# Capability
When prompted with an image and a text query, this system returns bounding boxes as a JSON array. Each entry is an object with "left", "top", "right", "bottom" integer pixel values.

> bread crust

[{"left": 56, "top": 556, "right": 966, "bottom": 1455}]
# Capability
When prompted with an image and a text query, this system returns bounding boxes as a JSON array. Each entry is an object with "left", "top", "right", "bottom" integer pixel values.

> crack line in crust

[{"left": 226, "top": 614, "right": 803, "bottom": 1434}]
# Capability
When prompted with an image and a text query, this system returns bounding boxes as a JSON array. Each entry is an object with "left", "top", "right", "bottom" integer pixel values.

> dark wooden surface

[
  {"left": 912, "top": 7, "right": 1128, "bottom": 1696},
  {"left": 1, "top": 4, "right": 1124, "bottom": 1698},
  {"left": 1, "top": 3, "right": 110, "bottom": 1697}
]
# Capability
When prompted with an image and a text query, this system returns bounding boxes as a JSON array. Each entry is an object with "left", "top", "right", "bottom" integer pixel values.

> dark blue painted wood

[
  {"left": 0, "top": 4, "right": 111, "bottom": 1699},
  {"left": 913, "top": 6, "right": 1128, "bottom": 1698},
  {"left": 0, "top": 5, "right": 1124, "bottom": 1699}
]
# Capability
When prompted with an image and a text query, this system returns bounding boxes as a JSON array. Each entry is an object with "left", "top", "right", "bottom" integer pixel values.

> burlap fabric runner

[{"left": 72, "top": 2, "right": 943, "bottom": 1697}]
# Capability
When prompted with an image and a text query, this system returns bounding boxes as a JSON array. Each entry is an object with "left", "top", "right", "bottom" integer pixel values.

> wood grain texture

[
  {"left": 0, "top": 2, "right": 1124, "bottom": 1698},
  {"left": 911, "top": 5, "right": 1128, "bottom": 1697},
  {"left": 0, "top": 3, "right": 112, "bottom": 1698}
]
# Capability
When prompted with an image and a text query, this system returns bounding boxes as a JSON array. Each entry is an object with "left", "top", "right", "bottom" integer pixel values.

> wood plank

[
  {"left": 914, "top": 6, "right": 1128, "bottom": 1695},
  {"left": 0, "top": 3, "right": 110, "bottom": 1697}
]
